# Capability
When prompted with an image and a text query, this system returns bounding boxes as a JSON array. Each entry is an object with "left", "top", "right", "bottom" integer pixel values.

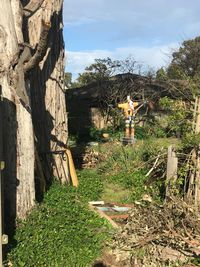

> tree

[
  {"left": 156, "top": 68, "right": 168, "bottom": 81},
  {"left": 168, "top": 36, "right": 200, "bottom": 79},
  {"left": 64, "top": 72, "right": 73, "bottom": 89},
  {"left": 0, "top": 0, "right": 35, "bottom": 227},
  {"left": 0, "top": 0, "right": 68, "bottom": 231},
  {"left": 74, "top": 56, "right": 142, "bottom": 87},
  {"left": 157, "top": 36, "right": 200, "bottom": 207},
  {"left": 155, "top": 37, "right": 200, "bottom": 100},
  {"left": 74, "top": 58, "right": 112, "bottom": 87},
  {"left": 28, "top": 0, "right": 69, "bottom": 185}
]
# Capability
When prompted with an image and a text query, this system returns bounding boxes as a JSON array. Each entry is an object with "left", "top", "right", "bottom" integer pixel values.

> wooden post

[
  {"left": 195, "top": 164, "right": 200, "bottom": 207},
  {"left": 186, "top": 170, "right": 195, "bottom": 202},
  {"left": 185, "top": 97, "right": 200, "bottom": 208},
  {"left": 0, "top": 90, "right": 3, "bottom": 267},
  {"left": 0, "top": 87, "right": 7, "bottom": 266},
  {"left": 195, "top": 98, "right": 200, "bottom": 133},
  {"left": 194, "top": 150, "right": 200, "bottom": 209},
  {"left": 66, "top": 150, "right": 79, "bottom": 187},
  {"left": 166, "top": 145, "right": 178, "bottom": 199},
  {"left": 192, "top": 97, "right": 198, "bottom": 131},
  {"left": 193, "top": 98, "right": 200, "bottom": 208}
]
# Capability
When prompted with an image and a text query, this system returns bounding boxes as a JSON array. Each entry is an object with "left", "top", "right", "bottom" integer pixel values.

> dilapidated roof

[{"left": 66, "top": 73, "right": 192, "bottom": 104}]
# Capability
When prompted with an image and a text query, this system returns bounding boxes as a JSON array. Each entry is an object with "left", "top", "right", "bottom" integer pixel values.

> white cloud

[{"left": 65, "top": 43, "right": 179, "bottom": 80}]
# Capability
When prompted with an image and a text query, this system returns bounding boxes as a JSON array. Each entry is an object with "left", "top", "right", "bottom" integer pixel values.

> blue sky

[{"left": 63, "top": 0, "right": 200, "bottom": 80}]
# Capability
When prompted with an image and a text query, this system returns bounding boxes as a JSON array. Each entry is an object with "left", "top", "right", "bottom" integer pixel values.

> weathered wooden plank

[
  {"left": 0, "top": 88, "right": 3, "bottom": 266},
  {"left": 192, "top": 97, "right": 198, "bottom": 131},
  {"left": 166, "top": 145, "right": 178, "bottom": 181},
  {"left": 195, "top": 98, "right": 200, "bottom": 133},
  {"left": 88, "top": 204, "right": 119, "bottom": 229},
  {"left": 166, "top": 145, "right": 178, "bottom": 198}
]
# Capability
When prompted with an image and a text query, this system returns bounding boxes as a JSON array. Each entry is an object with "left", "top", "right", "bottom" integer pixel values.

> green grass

[
  {"left": 6, "top": 171, "right": 111, "bottom": 267},
  {"left": 101, "top": 182, "right": 131, "bottom": 203},
  {"left": 6, "top": 137, "right": 181, "bottom": 266},
  {"left": 98, "top": 137, "right": 180, "bottom": 204}
]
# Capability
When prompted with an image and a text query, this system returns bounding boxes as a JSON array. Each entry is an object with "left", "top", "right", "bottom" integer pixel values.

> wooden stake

[
  {"left": 166, "top": 145, "right": 178, "bottom": 199},
  {"left": 188, "top": 97, "right": 200, "bottom": 208},
  {"left": 0, "top": 99, "right": 3, "bottom": 267},
  {"left": 192, "top": 97, "right": 198, "bottom": 131},
  {"left": 65, "top": 149, "right": 79, "bottom": 187}
]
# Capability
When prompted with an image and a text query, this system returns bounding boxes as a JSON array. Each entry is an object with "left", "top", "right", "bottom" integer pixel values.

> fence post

[
  {"left": 0, "top": 85, "right": 8, "bottom": 266},
  {"left": 165, "top": 145, "right": 178, "bottom": 199},
  {"left": 0, "top": 85, "right": 3, "bottom": 266}
]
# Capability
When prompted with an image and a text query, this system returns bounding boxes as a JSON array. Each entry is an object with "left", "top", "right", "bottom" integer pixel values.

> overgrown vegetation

[
  {"left": 7, "top": 35, "right": 200, "bottom": 266},
  {"left": 6, "top": 171, "right": 110, "bottom": 267},
  {"left": 158, "top": 96, "right": 192, "bottom": 137},
  {"left": 97, "top": 138, "right": 176, "bottom": 204}
]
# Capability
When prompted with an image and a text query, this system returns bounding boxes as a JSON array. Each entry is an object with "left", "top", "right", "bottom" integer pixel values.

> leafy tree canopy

[
  {"left": 167, "top": 36, "right": 200, "bottom": 79},
  {"left": 64, "top": 72, "right": 72, "bottom": 89},
  {"left": 72, "top": 56, "right": 141, "bottom": 87}
]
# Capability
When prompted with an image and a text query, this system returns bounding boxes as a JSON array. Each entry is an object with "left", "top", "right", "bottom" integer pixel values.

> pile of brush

[
  {"left": 82, "top": 147, "right": 100, "bottom": 168},
  {"left": 109, "top": 198, "right": 200, "bottom": 267}
]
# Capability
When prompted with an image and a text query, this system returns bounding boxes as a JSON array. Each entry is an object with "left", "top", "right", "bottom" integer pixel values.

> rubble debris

[
  {"left": 88, "top": 204, "right": 119, "bottom": 229},
  {"left": 109, "top": 198, "right": 200, "bottom": 266},
  {"left": 142, "top": 194, "right": 153, "bottom": 202},
  {"left": 97, "top": 207, "right": 113, "bottom": 212},
  {"left": 109, "top": 214, "right": 129, "bottom": 220},
  {"left": 102, "top": 133, "right": 110, "bottom": 139},
  {"left": 88, "top": 201, "right": 105, "bottom": 206},
  {"left": 89, "top": 202, "right": 132, "bottom": 228},
  {"left": 112, "top": 206, "right": 130, "bottom": 212},
  {"left": 96, "top": 206, "right": 131, "bottom": 212}
]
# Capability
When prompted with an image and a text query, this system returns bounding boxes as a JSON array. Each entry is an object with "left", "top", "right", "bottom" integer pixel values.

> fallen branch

[
  {"left": 134, "top": 152, "right": 167, "bottom": 171},
  {"left": 110, "top": 198, "right": 200, "bottom": 265},
  {"left": 162, "top": 230, "right": 200, "bottom": 256},
  {"left": 145, "top": 148, "right": 164, "bottom": 177},
  {"left": 132, "top": 234, "right": 158, "bottom": 248}
]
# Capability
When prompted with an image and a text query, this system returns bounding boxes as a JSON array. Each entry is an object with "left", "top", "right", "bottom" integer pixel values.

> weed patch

[
  {"left": 77, "top": 169, "right": 104, "bottom": 202},
  {"left": 106, "top": 170, "right": 148, "bottom": 202},
  {"left": 6, "top": 176, "right": 110, "bottom": 267}
]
